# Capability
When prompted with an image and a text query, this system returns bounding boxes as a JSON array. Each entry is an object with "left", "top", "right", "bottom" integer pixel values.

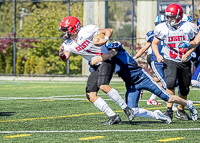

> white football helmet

[
  {"left": 182, "top": 14, "right": 192, "bottom": 22},
  {"left": 154, "top": 15, "right": 167, "bottom": 26}
]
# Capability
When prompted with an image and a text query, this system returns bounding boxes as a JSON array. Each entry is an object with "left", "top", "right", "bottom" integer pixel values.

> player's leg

[
  {"left": 191, "top": 63, "right": 200, "bottom": 88},
  {"left": 86, "top": 70, "right": 121, "bottom": 125},
  {"left": 98, "top": 60, "right": 134, "bottom": 121},
  {"left": 146, "top": 54, "right": 155, "bottom": 102},
  {"left": 147, "top": 77, "right": 161, "bottom": 105},
  {"left": 125, "top": 82, "right": 171, "bottom": 124},
  {"left": 139, "top": 69, "right": 198, "bottom": 121},
  {"left": 148, "top": 77, "right": 160, "bottom": 101},
  {"left": 147, "top": 61, "right": 166, "bottom": 105},
  {"left": 163, "top": 60, "right": 178, "bottom": 119},
  {"left": 175, "top": 62, "right": 192, "bottom": 120}
]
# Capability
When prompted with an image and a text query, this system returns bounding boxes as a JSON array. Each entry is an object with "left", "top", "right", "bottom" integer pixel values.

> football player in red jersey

[
  {"left": 58, "top": 16, "right": 134, "bottom": 125},
  {"left": 152, "top": 4, "right": 198, "bottom": 120}
]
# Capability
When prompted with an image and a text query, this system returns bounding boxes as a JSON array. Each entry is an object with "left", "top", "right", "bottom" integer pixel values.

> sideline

[{"left": 0, "top": 76, "right": 123, "bottom": 82}]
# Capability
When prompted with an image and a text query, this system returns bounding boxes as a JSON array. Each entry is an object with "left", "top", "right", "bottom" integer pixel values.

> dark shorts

[
  {"left": 86, "top": 60, "right": 115, "bottom": 93},
  {"left": 164, "top": 59, "right": 191, "bottom": 96}
]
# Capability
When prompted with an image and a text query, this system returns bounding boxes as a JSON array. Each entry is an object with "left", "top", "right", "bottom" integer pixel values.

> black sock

[
  {"left": 178, "top": 109, "right": 184, "bottom": 113},
  {"left": 167, "top": 107, "right": 173, "bottom": 111}
]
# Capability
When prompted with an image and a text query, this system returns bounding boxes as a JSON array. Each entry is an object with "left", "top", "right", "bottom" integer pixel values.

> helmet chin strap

[{"left": 169, "top": 20, "right": 179, "bottom": 27}]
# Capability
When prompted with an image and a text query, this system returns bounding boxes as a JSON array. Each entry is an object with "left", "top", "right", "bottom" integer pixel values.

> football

[{"left": 93, "top": 33, "right": 105, "bottom": 43}]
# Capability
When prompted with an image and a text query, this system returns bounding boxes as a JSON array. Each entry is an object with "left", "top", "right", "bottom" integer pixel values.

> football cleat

[
  {"left": 123, "top": 106, "right": 135, "bottom": 121},
  {"left": 175, "top": 110, "right": 191, "bottom": 120},
  {"left": 147, "top": 99, "right": 162, "bottom": 105},
  {"left": 102, "top": 114, "right": 121, "bottom": 125},
  {"left": 154, "top": 110, "right": 172, "bottom": 124},
  {"left": 187, "top": 100, "right": 198, "bottom": 121},
  {"left": 163, "top": 109, "right": 173, "bottom": 120}
]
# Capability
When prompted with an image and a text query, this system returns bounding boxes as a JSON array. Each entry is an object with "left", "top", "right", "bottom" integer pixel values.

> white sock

[
  {"left": 107, "top": 88, "right": 127, "bottom": 110},
  {"left": 149, "top": 94, "right": 157, "bottom": 100},
  {"left": 93, "top": 97, "right": 116, "bottom": 117},
  {"left": 191, "top": 80, "right": 200, "bottom": 88},
  {"left": 132, "top": 108, "right": 155, "bottom": 119},
  {"left": 186, "top": 100, "right": 193, "bottom": 109}
]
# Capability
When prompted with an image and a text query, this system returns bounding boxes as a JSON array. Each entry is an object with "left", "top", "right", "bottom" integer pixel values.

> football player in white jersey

[
  {"left": 58, "top": 16, "right": 134, "bottom": 125},
  {"left": 152, "top": 4, "right": 198, "bottom": 120}
]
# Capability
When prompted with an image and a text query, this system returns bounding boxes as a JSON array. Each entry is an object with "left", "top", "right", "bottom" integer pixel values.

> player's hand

[
  {"left": 181, "top": 54, "right": 189, "bottom": 62},
  {"left": 156, "top": 54, "right": 164, "bottom": 63},
  {"left": 93, "top": 38, "right": 107, "bottom": 47},
  {"left": 59, "top": 45, "right": 64, "bottom": 57},
  {"left": 179, "top": 42, "right": 191, "bottom": 48}
]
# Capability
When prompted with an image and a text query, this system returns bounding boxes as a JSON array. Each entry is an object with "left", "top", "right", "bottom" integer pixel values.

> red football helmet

[
  {"left": 165, "top": 4, "right": 183, "bottom": 26},
  {"left": 59, "top": 16, "right": 81, "bottom": 36}
]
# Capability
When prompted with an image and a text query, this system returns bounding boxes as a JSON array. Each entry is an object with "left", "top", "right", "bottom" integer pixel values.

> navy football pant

[{"left": 125, "top": 69, "right": 171, "bottom": 108}]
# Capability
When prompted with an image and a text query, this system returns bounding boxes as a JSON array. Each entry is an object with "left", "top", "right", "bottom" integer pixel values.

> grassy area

[{"left": 0, "top": 81, "right": 200, "bottom": 142}]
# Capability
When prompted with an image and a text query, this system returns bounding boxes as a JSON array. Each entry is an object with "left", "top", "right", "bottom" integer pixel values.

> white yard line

[
  {"left": 1, "top": 128, "right": 200, "bottom": 134},
  {"left": 1, "top": 97, "right": 200, "bottom": 103}
]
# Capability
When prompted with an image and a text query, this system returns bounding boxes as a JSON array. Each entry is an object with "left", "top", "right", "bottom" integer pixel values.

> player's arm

[
  {"left": 134, "top": 42, "right": 151, "bottom": 59},
  {"left": 192, "top": 30, "right": 200, "bottom": 46},
  {"left": 152, "top": 37, "right": 163, "bottom": 62},
  {"left": 180, "top": 35, "right": 200, "bottom": 62},
  {"left": 90, "top": 49, "right": 118, "bottom": 65},
  {"left": 93, "top": 28, "right": 113, "bottom": 46},
  {"left": 181, "top": 38, "right": 197, "bottom": 62},
  {"left": 99, "top": 28, "right": 113, "bottom": 39},
  {"left": 59, "top": 45, "right": 71, "bottom": 62},
  {"left": 180, "top": 24, "right": 200, "bottom": 61}
]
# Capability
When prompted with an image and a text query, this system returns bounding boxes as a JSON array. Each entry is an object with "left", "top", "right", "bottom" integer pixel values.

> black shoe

[
  {"left": 176, "top": 110, "right": 191, "bottom": 120},
  {"left": 163, "top": 109, "right": 173, "bottom": 120},
  {"left": 124, "top": 106, "right": 135, "bottom": 121},
  {"left": 102, "top": 114, "right": 121, "bottom": 125}
]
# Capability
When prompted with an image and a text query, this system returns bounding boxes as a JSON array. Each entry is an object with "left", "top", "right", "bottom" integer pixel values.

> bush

[{"left": 0, "top": 51, "right": 5, "bottom": 74}]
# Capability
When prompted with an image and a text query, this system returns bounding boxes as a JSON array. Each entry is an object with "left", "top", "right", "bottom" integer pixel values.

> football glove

[{"left": 179, "top": 42, "right": 191, "bottom": 48}]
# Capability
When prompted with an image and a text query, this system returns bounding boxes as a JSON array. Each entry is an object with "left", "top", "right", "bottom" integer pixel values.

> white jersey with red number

[
  {"left": 62, "top": 24, "right": 108, "bottom": 61},
  {"left": 154, "top": 21, "right": 198, "bottom": 62}
]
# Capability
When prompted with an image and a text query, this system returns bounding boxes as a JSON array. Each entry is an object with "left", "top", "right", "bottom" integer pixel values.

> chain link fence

[{"left": 0, "top": 0, "right": 199, "bottom": 76}]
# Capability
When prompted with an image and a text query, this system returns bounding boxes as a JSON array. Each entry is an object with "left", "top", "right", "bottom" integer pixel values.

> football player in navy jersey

[
  {"left": 152, "top": 4, "right": 198, "bottom": 120},
  {"left": 190, "top": 18, "right": 200, "bottom": 88},
  {"left": 134, "top": 15, "right": 166, "bottom": 106},
  {"left": 90, "top": 41, "right": 198, "bottom": 123}
]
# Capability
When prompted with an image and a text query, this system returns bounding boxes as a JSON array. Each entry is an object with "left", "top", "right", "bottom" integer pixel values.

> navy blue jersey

[
  {"left": 145, "top": 31, "right": 164, "bottom": 61},
  {"left": 193, "top": 18, "right": 200, "bottom": 64},
  {"left": 197, "top": 18, "right": 200, "bottom": 31},
  {"left": 107, "top": 42, "right": 143, "bottom": 83}
]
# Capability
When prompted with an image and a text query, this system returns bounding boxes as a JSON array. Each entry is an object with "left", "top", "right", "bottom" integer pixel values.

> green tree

[
  {"left": 16, "top": 56, "right": 23, "bottom": 74},
  {"left": 0, "top": 3, "right": 15, "bottom": 36},
  {"left": 0, "top": 51, "right": 5, "bottom": 74},
  {"left": 24, "top": 56, "right": 36, "bottom": 75},
  {"left": 35, "top": 56, "right": 47, "bottom": 75},
  {"left": 5, "top": 47, "right": 13, "bottom": 74},
  {"left": 21, "top": 2, "right": 83, "bottom": 75},
  {"left": 24, "top": 58, "right": 31, "bottom": 74}
]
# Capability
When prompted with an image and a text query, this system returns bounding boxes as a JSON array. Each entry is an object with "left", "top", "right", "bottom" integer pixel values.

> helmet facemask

[
  {"left": 59, "top": 26, "right": 78, "bottom": 40},
  {"left": 166, "top": 9, "right": 181, "bottom": 26},
  {"left": 59, "top": 16, "right": 81, "bottom": 40}
]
